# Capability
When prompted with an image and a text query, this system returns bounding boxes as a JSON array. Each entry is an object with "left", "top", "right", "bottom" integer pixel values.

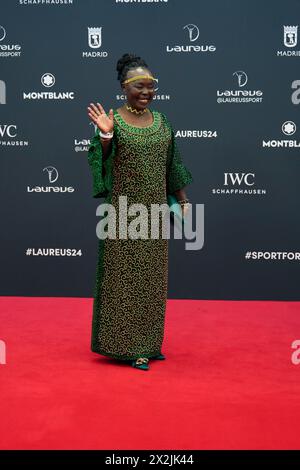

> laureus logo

[
  {"left": 232, "top": 71, "right": 248, "bottom": 87},
  {"left": 183, "top": 24, "right": 199, "bottom": 42},
  {"left": 0, "top": 25, "right": 6, "bottom": 41},
  {"left": 0, "top": 25, "right": 22, "bottom": 57},
  {"left": 27, "top": 167, "right": 75, "bottom": 193},
  {"left": 43, "top": 166, "right": 59, "bottom": 183},
  {"left": 166, "top": 23, "right": 216, "bottom": 53},
  {"left": 216, "top": 71, "right": 263, "bottom": 104}
]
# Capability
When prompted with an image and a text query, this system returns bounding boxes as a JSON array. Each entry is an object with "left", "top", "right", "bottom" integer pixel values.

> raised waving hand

[{"left": 87, "top": 102, "right": 114, "bottom": 134}]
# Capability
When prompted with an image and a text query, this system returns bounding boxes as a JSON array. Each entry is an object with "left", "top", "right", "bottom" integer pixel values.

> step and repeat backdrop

[{"left": 1, "top": 0, "right": 300, "bottom": 300}]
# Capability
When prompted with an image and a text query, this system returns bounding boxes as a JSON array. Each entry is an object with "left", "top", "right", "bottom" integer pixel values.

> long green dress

[{"left": 87, "top": 108, "right": 193, "bottom": 361}]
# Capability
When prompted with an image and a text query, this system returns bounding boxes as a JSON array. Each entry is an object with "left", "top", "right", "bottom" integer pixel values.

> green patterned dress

[{"left": 87, "top": 108, "right": 193, "bottom": 361}]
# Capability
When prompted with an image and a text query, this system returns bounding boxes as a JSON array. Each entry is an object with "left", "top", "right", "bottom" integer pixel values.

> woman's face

[{"left": 122, "top": 67, "right": 156, "bottom": 111}]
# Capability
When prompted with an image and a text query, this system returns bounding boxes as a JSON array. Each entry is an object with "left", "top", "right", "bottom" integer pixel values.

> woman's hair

[{"left": 116, "top": 53, "right": 150, "bottom": 85}]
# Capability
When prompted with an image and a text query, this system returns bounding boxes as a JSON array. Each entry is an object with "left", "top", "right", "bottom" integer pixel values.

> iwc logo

[{"left": 211, "top": 172, "right": 266, "bottom": 197}]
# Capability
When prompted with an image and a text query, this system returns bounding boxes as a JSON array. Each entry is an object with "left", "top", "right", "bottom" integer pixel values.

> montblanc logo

[
  {"left": 41, "top": 73, "right": 55, "bottom": 87},
  {"left": 277, "top": 25, "right": 300, "bottom": 56},
  {"left": 216, "top": 71, "right": 263, "bottom": 104},
  {"left": 27, "top": 166, "right": 75, "bottom": 193},
  {"left": 212, "top": 172, "right": 267, "bottom": 196},
  {"left": 23, "top": 73, "right": 75, "bottom": 100},
  {"left": 166, "top": 24, "right": 216, "bottom": 53},
  {"left": 282, "top": 121, "right": 296, "bottom": 136},
  {"left": 0, "top": 25, "right": 22, "bottom": 58},
  {"left": 262, "top": 121, "right": 300, "bottom": 148},
  {"left": 82, "top": 26, "right": 108, "bottom": 58},
  {"left": 0, "top": 123, "right": 29, "bottom": 147}
]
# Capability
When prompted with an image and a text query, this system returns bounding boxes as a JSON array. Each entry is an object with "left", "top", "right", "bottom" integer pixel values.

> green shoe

[
  {"left": 152, "top": 353, "right": 166, "bottom": 360},
  {"left": 131, "top": 357, "right": 150, "bottom": 371}
]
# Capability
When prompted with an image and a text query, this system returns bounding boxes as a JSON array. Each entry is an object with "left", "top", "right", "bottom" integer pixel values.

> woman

[{"left": 87, "top": 53, "right": 193, "bottom": 371}]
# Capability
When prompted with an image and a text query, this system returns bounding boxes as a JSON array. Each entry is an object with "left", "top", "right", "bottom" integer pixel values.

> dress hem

[{"left": 91, "top": 347, "right": 162, "bottom": 361}]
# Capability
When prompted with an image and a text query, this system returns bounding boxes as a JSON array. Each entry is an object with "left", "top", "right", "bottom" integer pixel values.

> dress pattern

[{"left": 87, "top": 108, "right": 193, "bottom": 360}]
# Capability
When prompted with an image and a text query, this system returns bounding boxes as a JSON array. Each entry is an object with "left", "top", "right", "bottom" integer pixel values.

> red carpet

[{"left": 0, "top": 297, "right": 300, "bottom": 450}]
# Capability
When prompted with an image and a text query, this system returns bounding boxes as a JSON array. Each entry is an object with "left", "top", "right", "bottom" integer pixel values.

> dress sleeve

[
  {"left": 162, "top": 113, "right": 193, "bottom": 194},
  {"left": 87, "top": 126, "right": 117, "bottom": 198}
]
